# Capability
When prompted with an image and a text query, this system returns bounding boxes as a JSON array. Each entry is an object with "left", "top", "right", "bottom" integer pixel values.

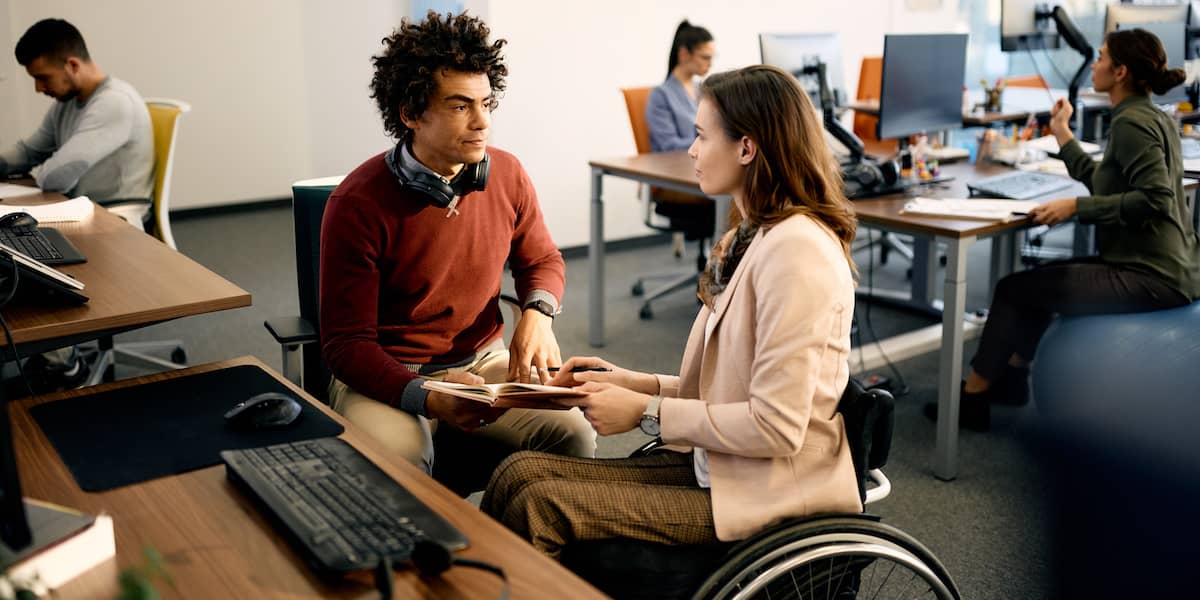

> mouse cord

[
  {"left": 374, "top": 553, "right": 510, "bottom": 600},
  {"left": 449, "top": 557, "right": 510, "bottom": 600},
  {"left": 0, "top": 258, "right": 35, "bottom": 398},
  {"left": 374, "top": 555, "right": 394, "bottom": 600}
]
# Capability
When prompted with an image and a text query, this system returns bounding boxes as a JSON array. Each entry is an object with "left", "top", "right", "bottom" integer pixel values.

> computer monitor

[
  {"left": 759, "top": 32, "right": 846, "bottom": 109},
  {"left": 877, "top": 33, "right": 969, "bottom": 141},
  {"left": 1002, "top": 0, "right": 1062, "bottom": 51},
  {"left": 0, "top": 383, "right": 32, "bottom": 550},
  {"left": 1105, "top": 2, "right": 1189, "bottom": 35},
  {"left": 1118, "top": 20, "right": 1189, "bottom": 102}
]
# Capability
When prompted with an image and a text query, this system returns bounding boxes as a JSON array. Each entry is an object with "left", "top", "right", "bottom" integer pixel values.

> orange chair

[
  {"left": 1005, "top": 75, "right": 1049, "bottom": 89},
  {"left": 852, "top": 57, "right": 898, "bottom": 157},
  {"left": 619, "top": 87, "right": 715, "bottom": 320}
]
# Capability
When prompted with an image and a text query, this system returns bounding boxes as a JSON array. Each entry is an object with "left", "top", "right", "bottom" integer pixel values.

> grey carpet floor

[{"left": 108, "top": 206, "right": 1073, "bottom": 599}]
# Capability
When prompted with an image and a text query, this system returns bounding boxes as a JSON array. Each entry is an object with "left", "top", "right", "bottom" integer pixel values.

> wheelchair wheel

[{"left": 692, "top": 517, "right": 958, "bottom": 600}]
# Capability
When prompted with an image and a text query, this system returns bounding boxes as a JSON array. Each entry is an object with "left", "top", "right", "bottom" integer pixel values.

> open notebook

[
  {"left": 420, "top": 380, "right": 586, "bottom": 409},
  {"left": 900, "top": 197, "right": 1040, "bottom": 222}
]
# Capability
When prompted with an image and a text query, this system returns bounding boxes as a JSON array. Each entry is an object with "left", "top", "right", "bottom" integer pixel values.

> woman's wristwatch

[{"left": 639, "top": 395, "right": 662, "bottom": 436}]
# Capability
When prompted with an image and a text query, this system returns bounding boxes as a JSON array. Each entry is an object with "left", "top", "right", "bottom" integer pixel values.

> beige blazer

[{"left": 657, "top": 213, "right": 862, "bottom": 541}]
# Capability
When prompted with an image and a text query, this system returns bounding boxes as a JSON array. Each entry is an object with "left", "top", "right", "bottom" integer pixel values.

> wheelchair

[{"left": 560, "top": 378, "right": 960, "bottom": 600}]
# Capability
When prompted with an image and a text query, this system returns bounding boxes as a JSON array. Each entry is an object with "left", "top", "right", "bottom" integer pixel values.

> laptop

[{"left": 0, "top": 243, "right": 87, "bottom": 304}]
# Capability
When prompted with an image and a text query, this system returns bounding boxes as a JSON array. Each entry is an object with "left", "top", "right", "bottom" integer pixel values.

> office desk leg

[
  {"left": 588, "top": 167, "right": 605, "bottom": 347},
  {"left": 1072, "top": 223, "right": 1094, "bottom": 257},
  {"left": 910, "top": 238, "right": 937, "bottom": 307},
  {"left": 936, "top": 235, "right": 972, "bottom": 480}
]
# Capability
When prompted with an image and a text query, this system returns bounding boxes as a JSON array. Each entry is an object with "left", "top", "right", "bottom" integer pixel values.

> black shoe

[{"left": 923, "top": 383, "right": 991, "bottom": 432}]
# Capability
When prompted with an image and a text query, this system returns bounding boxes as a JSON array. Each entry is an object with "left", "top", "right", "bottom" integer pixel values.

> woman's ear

[
  {"left": 1112, "top": 64, "right": 1130, "bottom": 86},
  {"left": 738, "top": 136, "right": 757, "bottom": 166}
]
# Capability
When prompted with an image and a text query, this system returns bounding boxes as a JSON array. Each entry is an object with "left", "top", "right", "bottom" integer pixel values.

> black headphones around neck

[{"left": 387, "top": 143, "right": 490, "bottom": 209}]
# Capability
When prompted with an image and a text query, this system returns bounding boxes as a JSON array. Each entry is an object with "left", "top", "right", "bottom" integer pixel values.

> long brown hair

[
  {"left": 1105, "top": 28, "right": 1186, "bottom": 96},
  {"left": 699, "top": 64, "right": 857, "bottom": 272}
]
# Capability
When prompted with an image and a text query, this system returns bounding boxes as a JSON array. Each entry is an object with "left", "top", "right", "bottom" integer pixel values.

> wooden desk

[
  {"left": 0, "top": 190, "right": 249, "bottom": 355},
  {"left": 9, "top": 357, "right": 604, "bottom": 599}
]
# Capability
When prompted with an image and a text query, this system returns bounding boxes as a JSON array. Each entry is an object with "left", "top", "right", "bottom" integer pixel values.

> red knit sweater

[{"left": 319, "top": 148, "right": 565, "bottom": 408}]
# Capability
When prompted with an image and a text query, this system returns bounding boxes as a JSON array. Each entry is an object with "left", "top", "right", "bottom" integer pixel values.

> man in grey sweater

[{"left": 0, "top": 18, "right": 153, "bottom": 203}]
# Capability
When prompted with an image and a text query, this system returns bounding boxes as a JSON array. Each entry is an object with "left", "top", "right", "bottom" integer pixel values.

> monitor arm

[
  {"left": 1036, "top": 4, "right": 1094, "bottom": 109},
  {"left": 799, "top": 62, "right": 866, "bottom": 163}
]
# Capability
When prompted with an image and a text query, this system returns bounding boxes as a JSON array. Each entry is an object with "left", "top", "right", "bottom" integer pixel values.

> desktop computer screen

[
  {"left": 759, "top": 32, "right": 846, "bottom": 109},
  {"left": 1002, "top": 0, "right": 1062, "bottom": 51},
  {"left": 1117, "top": 20, "right": 1188, "bottom": 103},
  {"left": 877, "top": 33, "right": 969, "bottom": 141},
  {"left": 1105, "top": 2, "right": 1189, "bottom": 37}
]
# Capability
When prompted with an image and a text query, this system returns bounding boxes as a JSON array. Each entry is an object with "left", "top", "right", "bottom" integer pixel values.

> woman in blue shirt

[{"left": 647, "top": 21, "right": 714, "bottom": 152}]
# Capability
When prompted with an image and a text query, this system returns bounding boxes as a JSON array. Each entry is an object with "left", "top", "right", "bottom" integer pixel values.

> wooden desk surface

[
  {"left": 10, "top": 357, "right": 604, "bottom": 599},
  {"left": 0, "top": 190, "right": 250, "bottom": 350},
  {"left": 590, "top": 152, "right": 701, "bottom": 189}
]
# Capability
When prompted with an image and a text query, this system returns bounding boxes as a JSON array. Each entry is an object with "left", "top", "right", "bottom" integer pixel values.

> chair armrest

[
  {"left": 96, "top": 197, "right": 152, "bottom": 208},
  {"left": 264, "top": 317, "right": 318, "bottom": 345},
  {"left": 629, "top": 438, "right": 665, "bottom": 458}
]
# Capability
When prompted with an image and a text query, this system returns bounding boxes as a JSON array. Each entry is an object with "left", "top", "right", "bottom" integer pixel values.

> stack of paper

[
  {"left": 1024, "top": 135, "right": 1101, "bottom": 155},
  {"left": 900, "top": 197, "right": 1040, "bottom": 222},
  {"left": 0, "top": 196, "right": 94, "bottom": 223}
]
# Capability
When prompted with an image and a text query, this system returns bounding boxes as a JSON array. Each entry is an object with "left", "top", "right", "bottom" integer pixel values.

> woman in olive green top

[{"left": 929, "top": 29, "right": 1198, "bottom": 431}]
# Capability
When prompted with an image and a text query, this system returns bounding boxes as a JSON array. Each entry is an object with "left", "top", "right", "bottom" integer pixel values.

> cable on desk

[
  {"left": 411, "top": 540, "right": 510, "bottom": 600},
  {"left": 0, "top": 257, "right": 35, "bottom": 398},
  {"left": 860, "top": 229, "right": 910, "bottom": 397}
]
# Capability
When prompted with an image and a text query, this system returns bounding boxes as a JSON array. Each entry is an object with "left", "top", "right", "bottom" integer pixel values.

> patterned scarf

[{"left": 698, "top": 222, "right": 759, "bottom": 308}]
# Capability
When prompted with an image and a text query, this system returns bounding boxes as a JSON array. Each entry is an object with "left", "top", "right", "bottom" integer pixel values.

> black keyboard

[
  {"left": 221, "top": 437, "right": 468, "bottom": 574},
  {"left": 0, "top": 226, "right": 64, "bottom": 261},
  {"left": 966, "top": 171, "right": 1075, "bottom": 200}
]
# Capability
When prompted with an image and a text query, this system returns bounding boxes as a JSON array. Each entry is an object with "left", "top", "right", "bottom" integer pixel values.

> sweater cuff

[
  {"left": 400, "top": 379, "right": 430, "bottom": 417},
  {"left": 1075, "top": 195, "right": 1099, "bottom": 222},
  {"left": 524, "top": 289, "right": 559, "bottom": 313}
]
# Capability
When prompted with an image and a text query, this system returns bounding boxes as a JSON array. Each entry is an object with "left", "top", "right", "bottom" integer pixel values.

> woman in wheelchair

[{"left": 481, "top": 64, "right": 863, "bottom": 558}]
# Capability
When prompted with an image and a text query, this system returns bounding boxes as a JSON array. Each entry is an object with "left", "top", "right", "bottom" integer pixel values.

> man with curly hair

[{"left": 319, "top": 11, "right": 594, "bottom": 491}]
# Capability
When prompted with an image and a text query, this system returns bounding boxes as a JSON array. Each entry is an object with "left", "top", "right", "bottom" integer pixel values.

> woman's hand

[
  {"left": 547, "top": 356, "right": 659, "bottom": 394},
  {"left": 1049, "top": 98, "right": 1075, "bottom": 145},
  {"left": 1028, "top": 197, "right": 1077, "bottom": 226},
  {"left": 554, "top": 382, "right": 650, "bottom": 436}
]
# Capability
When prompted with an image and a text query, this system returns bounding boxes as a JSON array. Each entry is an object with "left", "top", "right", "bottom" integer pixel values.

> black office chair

[
  {"left": 264, "top": 177, "right": 522, "bottom": 496},
  {"left": 558, "top": 378, "right": 959, "bottom": 600}
]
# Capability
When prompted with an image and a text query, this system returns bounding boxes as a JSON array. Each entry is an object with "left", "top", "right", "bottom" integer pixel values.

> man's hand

[
  {"left": 1028, "top": 197, "right": 1077, "bottom": 226},
  {"left": 507, "top": 309, "right": 562, "bottom": 383},
  {"left": 424, "top": 371, "right": 507, "bottom": 431},
  {"left": 553, "top": 382, "right": 650, "bottom": 436},
  {"left": 547, "top": 356, "right": 660, "bottom": 395},
  {"left": 1049, "top": 98, "right": 1075, "bottom": 146}
]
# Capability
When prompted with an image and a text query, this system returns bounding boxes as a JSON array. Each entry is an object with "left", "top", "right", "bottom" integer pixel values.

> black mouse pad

[{"left": 30, "top": 364, "right": 344, "bottom": 492}]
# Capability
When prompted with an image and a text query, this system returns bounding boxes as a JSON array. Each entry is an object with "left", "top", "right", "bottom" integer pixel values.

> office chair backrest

[
  {"left": 837, "top": 378, "right": 895, "bottom": 503},
  {"left": 853, "top": 57, "right": 884, "bottom": 143},
  {"left": 620, "top": 87, "right": 654, "bottom": 155},
  {"left": 291, "top": 176, "right": 344, "bottom": 400},
  {"left": 144, "top": 98, "right": 191, "bottom": 250},
  {"left": 1005, "top": 75, "right": 1049, "bottom": 89}
]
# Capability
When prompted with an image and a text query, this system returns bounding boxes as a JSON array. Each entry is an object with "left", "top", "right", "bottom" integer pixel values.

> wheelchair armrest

[
  {"left": 864, "top": 468, "right": 891, "bottom": 505},
  {"left": 264, "top": 316, "right": 318, "bottom": 346},
  {"left": 629, "top": 437, "right": 666, "bottom": 458}
]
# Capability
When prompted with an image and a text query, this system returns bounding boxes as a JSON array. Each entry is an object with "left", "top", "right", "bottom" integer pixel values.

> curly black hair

[{"left": 371, "top": 11, "right": 507, "bottom": 141}]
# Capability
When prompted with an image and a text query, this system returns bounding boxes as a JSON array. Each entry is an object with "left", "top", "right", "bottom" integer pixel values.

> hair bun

[{"left": 1151, "top": 67, "right": 1186, "bottom": 96}]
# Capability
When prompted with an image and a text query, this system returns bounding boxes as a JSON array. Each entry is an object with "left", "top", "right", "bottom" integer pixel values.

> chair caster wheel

[
  {"left": 632, "top": 281, "right": 645, "bottom": 296},
  {"left": 170, "top": 348, "right": 187, "bottom": 365},
  {"left": 639, "top": 305, "right": 654, "bottom": 320}
]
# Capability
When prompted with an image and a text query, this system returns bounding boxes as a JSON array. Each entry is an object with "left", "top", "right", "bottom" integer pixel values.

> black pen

[{"left": 546, "top": 367, "right": 612, "bottom": 373}]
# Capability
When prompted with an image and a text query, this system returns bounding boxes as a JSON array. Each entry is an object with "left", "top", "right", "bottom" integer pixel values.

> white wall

[
  {"left": 0, "top": 0, "right": 408, "bottom": 210},
  {"left": 0, "top": 0, "right": 967, "bottom": 246}
]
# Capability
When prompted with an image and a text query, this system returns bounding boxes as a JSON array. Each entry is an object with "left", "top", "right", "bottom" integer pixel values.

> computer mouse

[
  {"left": 0, "top": 212, "right": 38, "bottom": 229},
  {"left": 224, "top": 392, "right": 303, "bottom": 430}
]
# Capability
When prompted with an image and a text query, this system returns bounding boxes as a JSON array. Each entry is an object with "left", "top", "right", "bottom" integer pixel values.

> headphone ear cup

[
  {"left": 407, "top": 172, "right": 457, "bottom": 208},
  {"left": 877, "top": 160, "right": 900, "bottom": 187}
]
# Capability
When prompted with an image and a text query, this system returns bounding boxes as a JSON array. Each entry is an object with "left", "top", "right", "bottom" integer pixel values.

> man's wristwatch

[
  {"left": 524, "top": 299, "right": 558, "bottom": 319},
  {"left": 640, "top": 394, "right": 662, "bottom": 436}
]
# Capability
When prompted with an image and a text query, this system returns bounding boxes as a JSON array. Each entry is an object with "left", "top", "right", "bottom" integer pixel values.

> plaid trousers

[{"left": 481, "top": 450, "right": 718, "bottom": 559}]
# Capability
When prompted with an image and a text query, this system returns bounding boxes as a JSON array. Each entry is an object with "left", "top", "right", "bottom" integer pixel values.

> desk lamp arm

[{"left": 800, "top": 62, "right": 866, "bottom": 164}]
